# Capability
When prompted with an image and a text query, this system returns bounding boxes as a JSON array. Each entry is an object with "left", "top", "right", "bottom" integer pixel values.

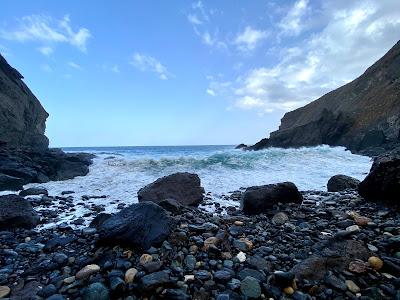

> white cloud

[
  {"left": 38, "top": 46, "right": 53, "bottom": 56},
  {"left": 0, "top": 15, "right": 91, "bottom": 52},
  {"left": 40, "top": 64, "right": 52, "bottom": 72},
  {"left": 68, "top": 61, "right": 82, "bottom": 70},
  {"left": 187, "top": 14, "right": 202, "bottom": 25},
  {"left": 279, "top": 0, "right": 309, "bottom": 36},
  {"left": 130, "top": 53, "right": 173, "bottom": 80},
  {"left": 206, "top": 89, "right": 215, "bottom": 96},
  {"left": 234, "top": 26, "right": 268, "bottom": 52},
  {"left": 211, "top": 0, "right": 400, "bottom": 114}
]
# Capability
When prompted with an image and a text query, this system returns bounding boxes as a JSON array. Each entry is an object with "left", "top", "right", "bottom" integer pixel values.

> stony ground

[{"left": 0, "top": 190, "right": 399, "bottom": 299}]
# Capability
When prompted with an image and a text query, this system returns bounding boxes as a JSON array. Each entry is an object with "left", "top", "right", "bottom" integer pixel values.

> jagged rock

[
  {"left": 98, "top": 202, "right": 174, "bottom": 250},
  {"left": 0, "top": 194, "right": 39, "bottom": 229},
  {"left": 0, "top": 173, "right": 24, "bottom": 191},
  {"left": 246, "top": 40, "right": 400, "bottom": 155},
  {"left": 19, "top": 187, "right": 48, "bottom": 197},
  {"left": 240, "top": 182, "right": 303, "bottom": 215},
  {"left": 235, "top": 144, "right": 247, "bottom": 149},
  {"left": 138, "top": 172, "right": 204, "bottom": 206},
  {"left": 327, "top": 175, "right": 360, "bottom": 192},
  {"left": 359, "top": 148, "right": 400, "bottom": 203}
]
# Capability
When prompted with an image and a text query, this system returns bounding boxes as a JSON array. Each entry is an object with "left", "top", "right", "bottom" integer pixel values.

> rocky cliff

[
  {"left": 0, "top": 54, "right": 93, "bottom": 191},
  {"left": 0, "top": 54, "right": 49, "bottom": 150},
  {"left": 247, "top": 40, "right": 400, "bottom": 156}
]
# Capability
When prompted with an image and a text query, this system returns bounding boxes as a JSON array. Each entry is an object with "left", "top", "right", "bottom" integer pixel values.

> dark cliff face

[
  {"left": 248, "top": 40, "right": 400, "bottom": 155},
  {"left": 0, "top": 54, "right": 49, "bottom": 150}
]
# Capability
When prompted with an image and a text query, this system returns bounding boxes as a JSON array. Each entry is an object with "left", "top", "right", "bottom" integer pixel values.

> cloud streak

[{"left": 130, "top": 53, "right": 173, "bottom": 80}]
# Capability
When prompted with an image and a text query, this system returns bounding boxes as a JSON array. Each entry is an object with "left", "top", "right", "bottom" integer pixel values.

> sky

[{"left": 0, "top": 0, "right": 399, "bottom": 147}]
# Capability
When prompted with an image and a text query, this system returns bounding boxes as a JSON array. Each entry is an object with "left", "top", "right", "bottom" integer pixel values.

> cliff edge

[{"left": 247, "top": 40, "right": 400, "bottom": 156}]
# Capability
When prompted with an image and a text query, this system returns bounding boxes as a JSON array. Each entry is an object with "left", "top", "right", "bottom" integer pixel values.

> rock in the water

[
  {"left": 98, "top": 202, "right": 174, "bottom": 249},
  {"left": 138, "top": 172, "right": 204, "bottom": 206},
  {"left": 241, "top": 182, "right": 303, "bottom": 215},
  {"left": 0, "top": 194, "right": 39, "bottom": 229},
  {"left": 358, "top": 149, "right": 400, "bottom": 203},
  {"left": 19, "top": 187, "right": 48, "bottom": 197},
  {"left": 327, "top": 175, "right": 360, "bottom": 192}
]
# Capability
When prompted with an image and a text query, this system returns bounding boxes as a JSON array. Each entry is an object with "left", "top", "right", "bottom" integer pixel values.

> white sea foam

[{"left": 21, "top": 145, "right": 372, "bottom": 228}]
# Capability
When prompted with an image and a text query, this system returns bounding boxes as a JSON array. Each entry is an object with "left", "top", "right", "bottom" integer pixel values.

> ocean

[{"left": 23, "top": 145, "right": 372, "bottom": 222}]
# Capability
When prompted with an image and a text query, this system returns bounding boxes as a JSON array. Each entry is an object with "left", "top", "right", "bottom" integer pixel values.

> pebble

[
  {"left": 345, "top": 280, "right": 360, "bottom": 293},
  {"left": 139, "top": 253, "right": 153, "bottom": 266},
  {"left": 236, "top": 251, "right": 246, "bottom": 262},
  {"left": 272, "top": 212, "right": 289, "bottom": 225},
  {"left": 368, "top": 256, "right": 384, "bottom": 270},
  {"left": 240, "top": 276, "right": 261, "bottom": 298},
  {"left": 124, "top": 268, "right": 138, "bottom": 283},
  {"left": 0, "top": 286, "right": 10, "bottom": 298},
  {"left": 75, "top": 264, "right": 100, "bottom": 280},
  {"left": 346, "top": 225, "right": 360, "bottom": 232},
  {"left": 83, "top": 282, "right": 109, "bottom": 300}
]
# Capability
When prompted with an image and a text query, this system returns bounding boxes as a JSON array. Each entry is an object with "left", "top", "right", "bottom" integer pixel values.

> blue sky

[{"left": 0, "top": 0, "right": 399, "bottom": 147}]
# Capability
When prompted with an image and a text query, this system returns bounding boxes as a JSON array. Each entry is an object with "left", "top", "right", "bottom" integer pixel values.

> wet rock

[
  {"left": 83, "top": 282, "right": 110, "bottom": 300},
  {"left": 0, "top": 173, "right": 24, "bottom": 191},
  {"left": 345, "top": 280, "right": 360, "bottom": 293},
  {"left": 240, "top": 276, "right": 261, "bottom": 298},
  {"left": 98, "top": 202, "right": 174, "bottom": 250},
  {"left": 158, "top": 198, "right": 183, "bottom": 214},
  {"left": 141, "top": 270, "right": 172, "bottom": 290},
  {"left": 89, "top": 213, "right": 111, "bottom": 229},
  {"left": 241, "top": 182, "right": 303, "bottom": 214},
  {"left": 272, "top": 212, "right": 289, "bottom": 225},
  {"left": 138, "top": 172, "right": 205, "bottom": 206},
  {"left": 0, "top": 194, "right": 39, "bottom": 229},
  {"left": 327, "top": 175, "right": 360, "bottom": 192},
  {"left": 19, "top": 187, "right": 48, "bottom": 196}
]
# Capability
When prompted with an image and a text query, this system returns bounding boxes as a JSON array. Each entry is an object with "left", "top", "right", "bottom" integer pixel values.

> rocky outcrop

[
  {"left": 246, "top": 40, "right": 400, "bottom": 155},
  {"left": 0, "top": 54, "right": 49, "bottom": 150},
  {"left": 327, "top": 175, "right": 360, "bottom": 192},
  {"left": 240, "top": 182, "right": 303, "bottom": 215},
  {"left": 0, "top": 194, "right": 39, "bottom": 229},
  {"left": 98, "top": 202, "right": 174, "bottom": 250},
  {"left": 138, "top": 172, "right": 205, "bottom": 206},
  {"left": 0, "top": 54, "right": 94, "bottom": 191},
  {"left": 358, "top": 148, "right": 400, "bottom": 204}
]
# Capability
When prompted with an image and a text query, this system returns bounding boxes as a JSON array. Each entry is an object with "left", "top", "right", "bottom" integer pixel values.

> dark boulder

[
  {"left": 291, "top": 233, "right": 369, "bottom": 280},
  {"left": 98, "top": 202, "right": 174, "bottom": 250},
  {"left": 358, "top": 149, "right": 400, "bottom": 203},
  {"left": 327, "top": 175, "right": 360, "bottom": 192},
  {"left": 19, "top": 187, "right": 48, "bottom": 197},
  {"left": 240, "top": 182, "right": 303, "bottom": 215},
  {"left": 0, "top": 194, "right": 40, "bottom": 229},
  {"left": 138, "top": 172, "right": 204, "bottom": 206},
  {"left": 235, "top": 144, "right": 247, "bottom": 149},
  {"left": 89, "top": 213, "right": 112, "bottom": 229},
  {"left": 158, "top": 198, "right": 183, "bottom": 215},
  {"left": 0, "top": 173, "right": 24, "bottom": 191}
]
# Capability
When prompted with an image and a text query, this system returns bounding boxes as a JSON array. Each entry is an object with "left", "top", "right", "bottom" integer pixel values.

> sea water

[{"left": 22, "top": 145, "right": 372, "bottom": 226}]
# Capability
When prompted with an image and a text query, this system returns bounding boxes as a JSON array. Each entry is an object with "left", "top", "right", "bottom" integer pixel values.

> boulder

[
  {"left": 0, "top": 194, "right": 40, "bottom": 229},
  {"left": 291, "top": 233, "right": 369, "bottom": 280},
  {"left": 235, "top": 144, "right": 247, "bottom": 149},
  {"left": 137, "top": 172, "right": 204, "bottom": 206},
  {"left": 327, "top": 175, "right": 360, "bottom": 192},
  {"left": 0, "top": 173, "right": 24, "bottom": 191},
  {"left": 240, "top": 182, "right": 303, "bottom": 215},
  {"left": 98, "top": 202, "right": 174, "bottom": 250},
  {"left": 19, "top": 187, "right": 48, "bottom": 197},
  {"left": 358, "top": 149, "right": 400, "bottom": 203}
]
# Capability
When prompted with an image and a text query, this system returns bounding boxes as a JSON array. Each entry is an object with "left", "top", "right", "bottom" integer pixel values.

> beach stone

[
  {"left": 368, "top": 256, "right": 384, "bottom": 270},
  {"left": 345, "top": 280, "right": 360, "bottom": 293},
  {"left": 327, "top": 175, "right": 360, "bottom": 192},
  {"left": 236, "top": 252, "right": 246, "bottom": 262},
  {"left": 348, "top": 260, "right": 368, "bottom": 273},
  {"left": 141, "top": 270, "right": 171, "bottom": 290},
  {"left": 233, "top": 238, "right": 253, "bottom": 251},
  {"left": 241, "top": 182, "right": 303, "bottom": 214},
  {"left": 214, "top": 270, "right": 233, "bottom": 283},
  {"left": 98, "top": 202, "right": 174, "bottom": 249},
  {"left": 272, "top": 212, "right": 289, "bottom": 225},
  {"left": 158, "top": 198, "right": 183, "bottom": 214},
  {"left": 19, "top": 187, "right": 48, "bottom": 196},
  {"left": 140, "top": 254, "right": 153, "bottom": 266},
  {"left": 125, "top": 268, "right": 138, "bottom": 283},
  {"left": 0, "top": 194, "right": 39, "bottom": 229},
  {"left": 83, "top": 282, "right": 110, "bottom": 300},
  {"left": 75, "top": 264, "right": 100, "bottom": 280},
  {"left": 184, "top": 255, "right": 196, "bottom": 271},
  {"left": 138, "top": 172, "right": 205, "bottom": 206},
  {"left": 347, "top": 211, "right": 372, "bottom": 226},
  {"left": 0, "top": 286, "right": 10, "bottom": 298},
  {"left": 346, "top": 225, "right": 360, "bottom": 232},
  {"left": 240, "top": 276, "right": 261, "bottom": 298}
]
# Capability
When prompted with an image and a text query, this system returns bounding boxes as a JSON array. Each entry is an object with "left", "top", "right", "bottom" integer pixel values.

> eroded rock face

[
  {"left": 0, "top": 194, "right": 39, "bottom": 229},
  {"left": 0, "top": 54, "right": 49, "bottom": 150},
  {"left": 358, "top": 148, "right": 400, "bottom": 203},
  {"left": 327, "top": 175, "right": 360, "bottom": 192},
  {"left": 240, "top": 182, "right": 303, "bottom": 215},
  {"left": 98, "top": 202, "right": 174, "bottom": 250},
  {"left": 247, "top": 40, "right": 400, "bottom": 155},
  {"left": 138, "top": 172, "right": 205, "bottom": 206}
]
